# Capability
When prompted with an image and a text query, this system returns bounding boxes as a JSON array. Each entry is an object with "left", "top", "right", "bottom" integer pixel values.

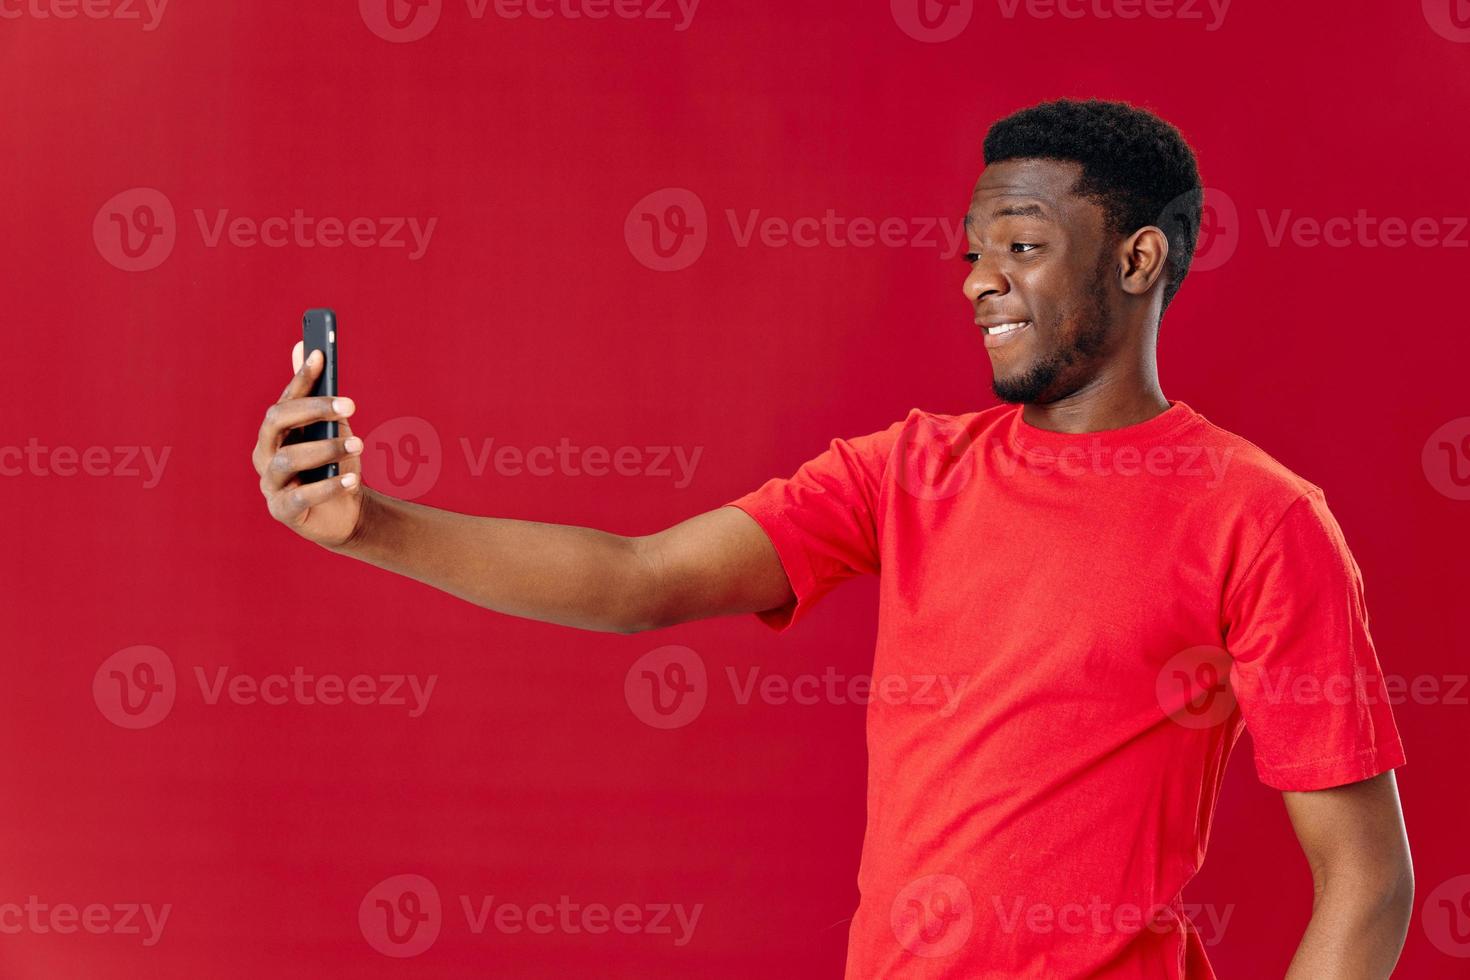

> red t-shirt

[{"left": 725, "top": 401, "right": 1406, "bottom": 979}]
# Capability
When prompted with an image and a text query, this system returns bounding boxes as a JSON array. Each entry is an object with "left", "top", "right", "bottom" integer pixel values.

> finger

[
  {"left": 254, "top": 395, "right": 356, "bottom": 472},
  {"left": 338, "top": 420, "right": 364, "bottom": 479},
  {"left": 271, "top": 470, "right": 361, "bottom": 526},
  {"left": 259, "top": 434, "right": 363, "bottom": 492},
  {"left": 292, "top": 341, "right": 304, "bottom": 374},
  {"left": 277, "top": 346, "right": 323, "bottom": 403}
]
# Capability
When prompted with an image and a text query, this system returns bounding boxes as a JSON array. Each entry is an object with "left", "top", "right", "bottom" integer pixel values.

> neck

[{"left": 1020, "top": 350, "right": 1167, "bottom": 435}]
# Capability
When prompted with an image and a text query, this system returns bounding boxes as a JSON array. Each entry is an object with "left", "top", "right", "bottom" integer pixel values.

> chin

[
  {"left": 991, "top": 357, "right": 1061, "bottom": 405},
  {"left": 991, "top": 376, "right": 1035, "bottom": 404}
]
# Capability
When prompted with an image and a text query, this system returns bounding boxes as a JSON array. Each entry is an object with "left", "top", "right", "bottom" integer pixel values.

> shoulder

[{"left": 1188, "top": 409, "right": 1324, "bottom": 513}]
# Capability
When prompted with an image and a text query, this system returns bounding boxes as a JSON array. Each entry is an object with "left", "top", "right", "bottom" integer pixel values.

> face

[{"left": 963, "top": 158, "right": 1121, "bottom": 405}]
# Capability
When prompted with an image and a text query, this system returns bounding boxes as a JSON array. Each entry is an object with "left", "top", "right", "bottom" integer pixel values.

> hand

[{"left": 253, "top": 341, "right": 366, "bottom": 549}]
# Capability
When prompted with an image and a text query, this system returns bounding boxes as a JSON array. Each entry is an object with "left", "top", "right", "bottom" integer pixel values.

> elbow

[
  {"left": 1313, "top": 856, "right": 1415, "bottom": 935},
  {"left": 611, "top": 615, "right": 663, "bottom": 636},
  {"left": 1371, "top": 852, "right": 1415, "bottom": 925},
  {"left": 1384, "top": 862, "right": 1415, "bottom": 927},
  {"left": 616, "top": 535, "right": 676, "bottom": 635}
]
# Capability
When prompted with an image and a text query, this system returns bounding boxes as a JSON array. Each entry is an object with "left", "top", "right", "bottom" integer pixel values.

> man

[{"left": 252, "top": 99, "right": 1412, "bottom": 977}]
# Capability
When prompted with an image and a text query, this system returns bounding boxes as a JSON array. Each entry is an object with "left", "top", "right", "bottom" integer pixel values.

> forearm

[
  {"left": 1284, "top": 873, "right": 1413, "bottom": 979},
  {"left": 332, "top": 488, "right": 657, "bottom": 633}
]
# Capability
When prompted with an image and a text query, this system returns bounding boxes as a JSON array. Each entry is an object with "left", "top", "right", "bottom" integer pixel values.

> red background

[{"left": 3, "top": 0, "right": 1469, "bottom": 976}]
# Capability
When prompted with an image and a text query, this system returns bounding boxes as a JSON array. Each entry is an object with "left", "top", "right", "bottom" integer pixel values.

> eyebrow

[
  {"left": 964, "top": 202, "right": 1050, "bottom": 229},
  {"left": 995, "top": 203, "right": 1047, "bottom": 218}
]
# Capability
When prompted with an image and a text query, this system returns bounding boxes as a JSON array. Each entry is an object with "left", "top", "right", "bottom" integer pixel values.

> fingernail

[
  {"left": 309, "top": 349, "right": 323, "bottom": 365},
  {"left": 332, "top": 398, "right": 355, "bottom": 416},
  {"left": 344, "top": 436, "right": 363, "bottom": 453},
  {"left": 341, "top": 473, "right": 359, "bottom": 488}
]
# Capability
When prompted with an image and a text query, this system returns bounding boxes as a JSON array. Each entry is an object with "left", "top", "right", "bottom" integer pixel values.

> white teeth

[{"left": 988, "top": 320, "right": 1030, "bottom": 335}]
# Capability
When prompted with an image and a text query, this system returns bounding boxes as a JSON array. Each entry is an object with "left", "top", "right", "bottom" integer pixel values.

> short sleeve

[
  {"left": 724, "top": 416, "right": 908, "bottom": 632},
  {"left": 1222, "top": 489, "right": 1406, "bottom": 791}
]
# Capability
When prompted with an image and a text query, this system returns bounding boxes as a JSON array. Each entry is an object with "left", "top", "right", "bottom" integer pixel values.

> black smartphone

[{"left": 286, "top": 308, "right": 339, "bottom": 484}]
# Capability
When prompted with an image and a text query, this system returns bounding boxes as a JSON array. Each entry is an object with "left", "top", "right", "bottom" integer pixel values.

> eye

[
  {"left": 1011, "top": 242, "right": 1039, "bottom": 253},
  {"left": 962, "top": 251, "right": 980, "bottom": 264}
]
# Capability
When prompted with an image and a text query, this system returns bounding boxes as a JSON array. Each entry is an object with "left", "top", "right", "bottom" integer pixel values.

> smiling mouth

[
  {"left": 977, "top": 318, "right": 1034, "bottom": 350},
  {"left": 982, "top": 320, "right": 1032, "bottom": 336}
]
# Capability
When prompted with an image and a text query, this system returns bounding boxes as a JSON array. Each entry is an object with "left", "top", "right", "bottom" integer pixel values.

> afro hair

[{"left": 983, "top": 98, "right": 1204, "bottom": 313}]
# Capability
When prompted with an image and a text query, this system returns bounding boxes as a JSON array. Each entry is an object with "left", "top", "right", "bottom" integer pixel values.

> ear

[{"left": 1119, "top": 225, "right": 1170, "bottom": 297}]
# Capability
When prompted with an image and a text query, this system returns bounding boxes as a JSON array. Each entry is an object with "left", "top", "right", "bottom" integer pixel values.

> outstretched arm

[{"left": 253, "top": 342, "right": 793, "bottom": 634}]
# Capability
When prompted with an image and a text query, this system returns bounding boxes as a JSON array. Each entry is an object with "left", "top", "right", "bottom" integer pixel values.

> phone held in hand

[{"left": 286, "top": 308, "right": 339, "bottom": 484}]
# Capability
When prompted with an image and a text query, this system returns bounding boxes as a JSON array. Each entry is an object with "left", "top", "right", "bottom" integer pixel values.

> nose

[{"left": 963, "top": 253, "right": 1008, "bottom": 306}]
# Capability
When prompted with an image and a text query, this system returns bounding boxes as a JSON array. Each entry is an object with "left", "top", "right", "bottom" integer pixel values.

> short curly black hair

[{"left": 983, "top": 98, "right": 1203, "bottom": 313}]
